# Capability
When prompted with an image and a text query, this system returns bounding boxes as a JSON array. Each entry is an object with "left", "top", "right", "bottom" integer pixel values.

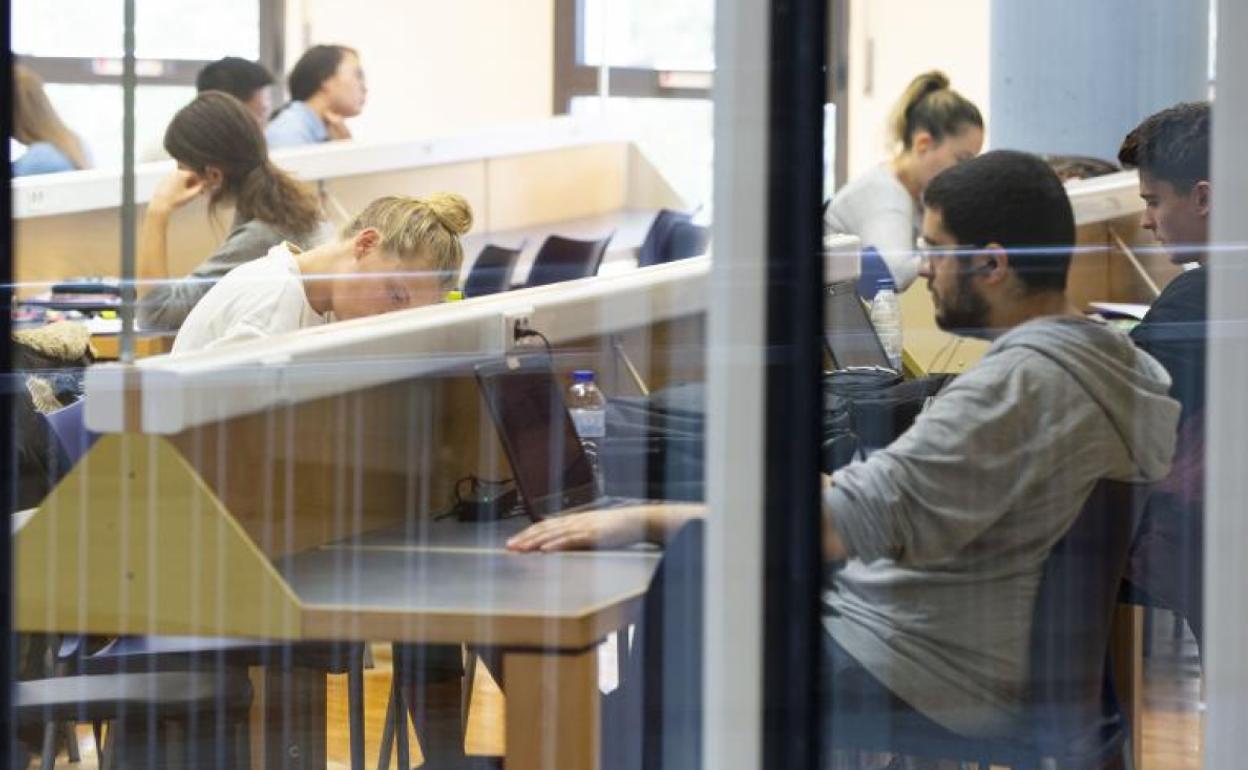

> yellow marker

[
  {"left": 100, "top": 310, "right": 118, "bottom": 319},
  {"left": 444, "top": 290, "right": 464, "bottom": 302}
]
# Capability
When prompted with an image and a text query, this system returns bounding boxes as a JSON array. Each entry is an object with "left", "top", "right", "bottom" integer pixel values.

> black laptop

[
  {"left": 824, "top": 279, "right": 895, "bottom": 372},
  {"left": 475, "top": 353, "right": 658, "bottom": 521}
]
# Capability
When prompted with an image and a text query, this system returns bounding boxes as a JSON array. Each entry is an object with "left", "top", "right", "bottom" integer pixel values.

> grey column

[{"left": 990, "top": 0, "right": 1210, "bottom": 161}]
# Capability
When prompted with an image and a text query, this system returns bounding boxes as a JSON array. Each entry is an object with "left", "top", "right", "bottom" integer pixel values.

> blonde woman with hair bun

[
  {"left": 825, "top": 70, "right": 984, "bottom": 291},
  {"left": 173, "top": 193, "right": 473, "bottom": 354}
]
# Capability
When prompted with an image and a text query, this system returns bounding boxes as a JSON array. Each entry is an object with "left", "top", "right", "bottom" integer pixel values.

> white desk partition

[
  {"left": 84, "top": 256, "right": 712, "bottom": 436},
  {"left": 11, "top": 116, "right": 629, "bottom": 220},
  {"left": 1066, "top": 169, "right": 1143, "bottom": 226}
]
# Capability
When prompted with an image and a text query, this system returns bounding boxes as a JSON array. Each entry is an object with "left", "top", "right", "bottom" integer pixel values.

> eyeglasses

[{"left": 915, "top": 237, "right": 976, "bottom": 267}]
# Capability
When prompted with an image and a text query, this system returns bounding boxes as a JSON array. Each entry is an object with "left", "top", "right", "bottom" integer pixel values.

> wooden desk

[{"left": 14, "top": 443, "right": 660, "bottom": 770}]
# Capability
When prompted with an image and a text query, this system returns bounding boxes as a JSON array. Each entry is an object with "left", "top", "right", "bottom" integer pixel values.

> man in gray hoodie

[{"left": 505, "top": 151, "right": 1180, "bottom": 741}]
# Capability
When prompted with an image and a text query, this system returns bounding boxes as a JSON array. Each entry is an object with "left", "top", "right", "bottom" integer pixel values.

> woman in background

[
  {"left": 172, "top": 194, "right": 471, "bottom": 353},
  {"left": 266, "top": 44, "right": 367, "bottom": 148},
  {"left": 11, "top": 64, "right": 91, "bottom": 176},
  {"left": 137, "top": 91, "right": 329, "bottom": 331},
  {"left": 825, "top": 71, "right": 983, "bottom": 291}
]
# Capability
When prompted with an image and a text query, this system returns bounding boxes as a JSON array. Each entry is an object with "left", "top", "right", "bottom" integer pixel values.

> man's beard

[{"left": 933, "top": 267, "right": 991, "bottom": 337}]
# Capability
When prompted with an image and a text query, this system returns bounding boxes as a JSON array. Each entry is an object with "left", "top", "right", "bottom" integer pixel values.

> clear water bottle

[
  {"left": 869, "top": 278, "right": 903, "bottom": 370},
  {"left": 567, "top": 369, "right": 607, "bottom": 494}
]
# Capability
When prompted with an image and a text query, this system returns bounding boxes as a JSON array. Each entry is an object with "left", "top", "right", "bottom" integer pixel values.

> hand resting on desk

[{"left": 506, "top": 503, "right": 706, "bottom": 553}]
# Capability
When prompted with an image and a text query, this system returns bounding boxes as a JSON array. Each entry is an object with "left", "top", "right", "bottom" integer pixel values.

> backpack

[{"left": 822, "top": 369, "right": 951, "bottom": 472}]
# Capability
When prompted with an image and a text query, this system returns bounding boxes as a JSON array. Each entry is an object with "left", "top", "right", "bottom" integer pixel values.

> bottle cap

[
  {"left": 443, "top": 289, "right": 464, "bottom": 302},
  {"left": 572, "top": 369, "right": 595, "bottom": 384}
]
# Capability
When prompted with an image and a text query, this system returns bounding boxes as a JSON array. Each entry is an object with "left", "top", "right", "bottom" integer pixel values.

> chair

[
  {"left": 464, "top": 243, "right": 523, "bottom": 298},
  {"left": 602, "top": 519, "right": 705, "bottom": 770},
  {"left": 15, "top": 670, "right": 253, "bottom": 769},
  {"left": 524, "top": 233, "right": 614, "bottom": 288},
  {"left": 638, "top": 209, "right": 692, "bottom": 268},
  {"left": 663, "top": 222, "right": 710, "bottom": 263},
  {"left": 827, "top": 479, "right": 1151, "bottom": 769}
]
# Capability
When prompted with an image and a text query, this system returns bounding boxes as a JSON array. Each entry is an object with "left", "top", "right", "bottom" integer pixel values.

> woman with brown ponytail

[
  {"left": 137, "top": 91, "right": 329, "bottom": 331},
  {"left": 825, "top": 71, "right": 984, "bottom": 291}
]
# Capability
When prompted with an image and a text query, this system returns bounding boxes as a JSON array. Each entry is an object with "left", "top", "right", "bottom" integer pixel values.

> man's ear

[
  {"left": 1191, "top": 180, "right": 1212, "bottom": 218},
  {"left": 353, "top": 227, "right": 381, "bottom": 258},
  {"left": 976, "top": 243, "right": 1010, "bottom": 284}
]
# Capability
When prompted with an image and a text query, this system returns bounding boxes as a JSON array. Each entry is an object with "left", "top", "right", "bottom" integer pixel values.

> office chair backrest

[
  {"left": 1027, "top": 479, "right": 1150, "bottom": 764},
  {"left": 464, "top": 243, "right": 523, "bottom": 298},
  {"left": 663, "top": 222, "right": 710, "bottom": 264},
  {"left": 525, "top": 233, "right": 614, "bottom": 288},
  {"left": 638, "top": 209, "right": 692, "bottom": 268}
]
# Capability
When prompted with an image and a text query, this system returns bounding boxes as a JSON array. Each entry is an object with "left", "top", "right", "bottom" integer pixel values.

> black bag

[
  {"left": 601, "top": 383, "right": 706, "bottom": 502},
  {"left": 822, "top": 369, "right": 950, "bottom": 473}
]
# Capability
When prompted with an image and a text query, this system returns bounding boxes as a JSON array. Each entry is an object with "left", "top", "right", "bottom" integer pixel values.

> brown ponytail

[
  {"left": 888, "top": 70, "right": 983, "bottom": 153},
  {"left": 165, "top": 91, "right": 322, "bottom": 237}
]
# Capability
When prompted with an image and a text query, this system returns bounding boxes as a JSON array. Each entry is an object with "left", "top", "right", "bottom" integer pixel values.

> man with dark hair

[
  {"left": 1118, "top": 102, "right": 1211, "bottom": 648},
  {"left": 195, "top": 57, "right": 274, "bottom": 127},
  {"left": 505, "top": 150, "right": 1181, "bottom": 740}
]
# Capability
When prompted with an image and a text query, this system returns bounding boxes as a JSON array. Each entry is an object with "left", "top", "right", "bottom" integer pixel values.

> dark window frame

[{"left": 13, "top": 0, "right": 285, "bottom": 93}]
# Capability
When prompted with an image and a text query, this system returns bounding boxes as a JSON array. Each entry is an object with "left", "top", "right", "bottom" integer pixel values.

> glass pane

[
  {"left": 571, "top": 95, "right": 714, "bottom": 211},
  {"left": 42, "top": 83, "right": 196, "bottom": 169},
  {"left": 582, "top": 0, "right": 714, "bottom": 70},
  {"left": 12, "top": 0, "right": 259, "bottom": 60}
]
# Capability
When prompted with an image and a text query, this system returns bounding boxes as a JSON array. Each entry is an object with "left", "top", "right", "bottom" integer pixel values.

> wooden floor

[{"left": 35, "top": 618, "right": 1204, "bottom": 769}]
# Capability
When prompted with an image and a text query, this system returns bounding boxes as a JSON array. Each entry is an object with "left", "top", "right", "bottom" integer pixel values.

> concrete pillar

[{"left": 990, "top": 0, "right": 1210, "bottom": 161}]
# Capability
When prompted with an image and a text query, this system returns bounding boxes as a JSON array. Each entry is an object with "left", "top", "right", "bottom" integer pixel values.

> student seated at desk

[
  {"left": 173, "top": 193, "right": 471, "bottom": 353},
  {"left": 1118, "top": 102, "right": 1211, "bottom": 649},
  {"left": 197, "top": 56, "right": 275, "bottom": 128},
  {"left": 137, "top": 92, "right": 330, "bottom": 331},
  {"left": 509, "top": 152, "right": 1180, "bottom": 741},
  {"left": 825, "top": 71, "right": 983, "bottom": 290},
  {"left": 266, "top": 44, "right": 366, "bottom": 148},
  {"left": 11, "top": 65, "right": 91, "bottom": 176}
]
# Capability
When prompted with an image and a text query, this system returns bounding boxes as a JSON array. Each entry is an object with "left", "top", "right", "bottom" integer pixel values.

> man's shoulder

[{"left": 1134, "top": 267, "right": 1208, "bottom": 335}]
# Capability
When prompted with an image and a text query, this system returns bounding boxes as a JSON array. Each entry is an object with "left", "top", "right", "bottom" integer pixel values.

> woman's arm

[{"left": 137, "top": 169, "right": 204, "bottom": 298}]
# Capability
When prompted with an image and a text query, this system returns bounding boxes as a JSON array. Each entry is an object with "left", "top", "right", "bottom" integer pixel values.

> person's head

[
  {"left": 919, "top": 150, "right": 1076, "bottom": 336},
  {"left": 1118, "top": 102, "right": 1211, "bottom": 263},
  {"left": 889, "top": 71, "right": 984, "bottom": 189},
  {"left": 11, "top": 64, "right": 90, "bottom": 170},
  {"left": 287, "top": 44, "right": 366, "bottom": 117},
  {"left": 164, "top": 91, "right": 322, "bottom": 236},
  {"left": 328, "top": 194, "right": 473, "bottom": 321},
  {"left": 196, "top": 57, "right": 274, "bottom": 127}
]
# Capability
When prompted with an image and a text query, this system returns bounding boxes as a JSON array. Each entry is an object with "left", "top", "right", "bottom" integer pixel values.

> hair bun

[{"left": 422, "top": 192, "right": 473, "bottom": 236}]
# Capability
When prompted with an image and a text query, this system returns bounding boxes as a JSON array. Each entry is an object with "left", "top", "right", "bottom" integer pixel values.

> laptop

[
  {"left": 824, "top": 279, "right": 895, "bottom": 372},
  {"left": 475, "top": 353, "right": 657, "bottom": 521}
]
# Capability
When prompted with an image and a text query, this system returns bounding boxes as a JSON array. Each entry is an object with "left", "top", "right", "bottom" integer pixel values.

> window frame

[
  {"left": 14, "top": 0, "right": 285, "bottom": 94},
  {"left": 552, "top": 0, "right": 714, "bottom": 113}
]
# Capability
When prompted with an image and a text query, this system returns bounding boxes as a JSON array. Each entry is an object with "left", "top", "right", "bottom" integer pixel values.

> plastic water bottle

[
  {"left": 567, "top": 369, "right": 607, "bottom": 494},
  {"left": 869, "top": 278, "right": 903, "bottom": 370}
]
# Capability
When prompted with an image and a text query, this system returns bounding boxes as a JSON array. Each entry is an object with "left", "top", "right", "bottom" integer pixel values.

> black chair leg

[
  {"left": 40, "top": 717, "right": 58, "bottom": 770},
  {"left": 64, "top": 721, "right": 82, "bottom": 763},
  {"left": 377, "top": 682, "right": 398, "bottom": 770},
  {"left": 348, "top": 643, "right": 367, "bottom": 770}
]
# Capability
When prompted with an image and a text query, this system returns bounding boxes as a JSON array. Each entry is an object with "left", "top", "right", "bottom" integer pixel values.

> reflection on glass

[{"left": 582, "top": 0, "right": 714, "bottom": 70}]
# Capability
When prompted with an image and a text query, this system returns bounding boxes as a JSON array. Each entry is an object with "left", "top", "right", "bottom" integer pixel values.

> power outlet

[{"left": 499, "top": 306, "right": 535, "bottom": 352}]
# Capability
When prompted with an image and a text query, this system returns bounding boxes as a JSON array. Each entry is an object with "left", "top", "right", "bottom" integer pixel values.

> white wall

[
  {"left": 286, "top": 0, "right": 555, "bottom": 142},
  {"left": 845, "top": 0, "right": 990, "bottom": 179}
]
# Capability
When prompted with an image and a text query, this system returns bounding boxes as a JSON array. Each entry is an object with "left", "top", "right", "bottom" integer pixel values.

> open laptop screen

[
  {"left": 825, "top": 279, "right": 893, "bottom": 370},
  {"left": 475, "top": 355, "right": 598, "bottom": 519}
]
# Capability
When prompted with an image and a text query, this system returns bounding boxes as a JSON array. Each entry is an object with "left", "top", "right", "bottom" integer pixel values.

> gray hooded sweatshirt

[{"left": 823, "top": 315, "right": 1180, "bottom": 738}]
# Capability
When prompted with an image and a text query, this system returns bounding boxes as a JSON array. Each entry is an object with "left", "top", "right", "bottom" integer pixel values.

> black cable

[{"left": 514, "top": 326, "right": 552, "bottom": 354}]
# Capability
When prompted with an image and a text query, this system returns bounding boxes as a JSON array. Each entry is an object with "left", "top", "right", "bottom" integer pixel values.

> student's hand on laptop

[{"left": 506, "top": 503, "right": 706, "bottom": 553}]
